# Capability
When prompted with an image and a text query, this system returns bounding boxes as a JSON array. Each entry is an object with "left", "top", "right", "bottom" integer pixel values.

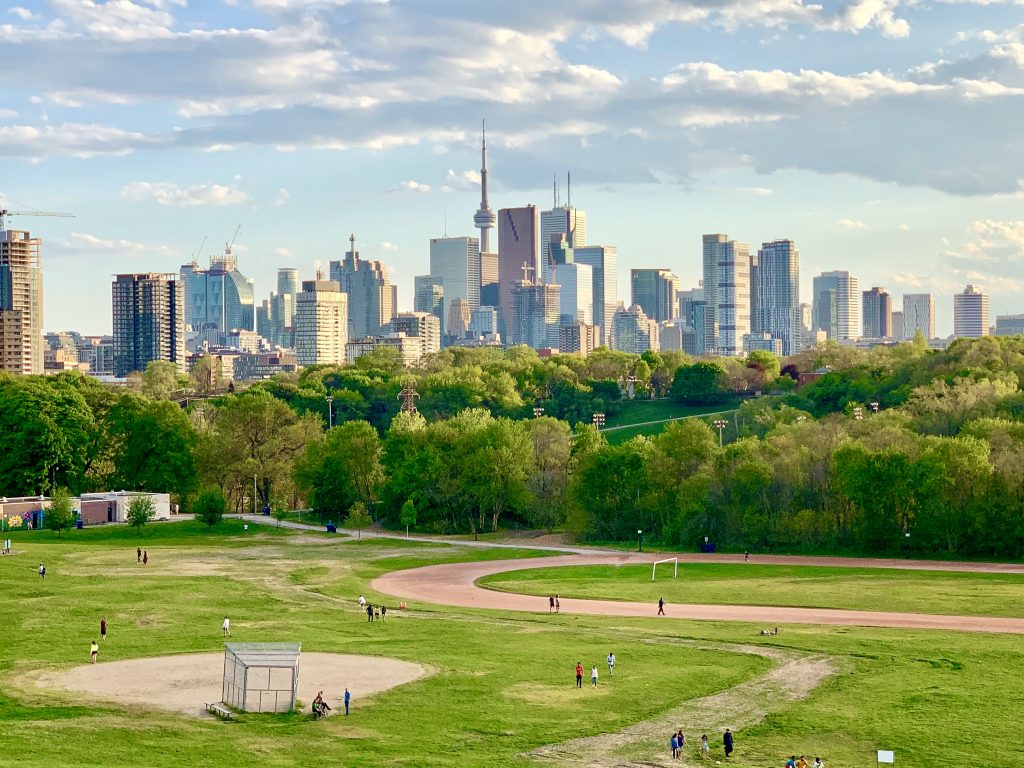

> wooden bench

[{"left": 204, "top": 702, "right": 234, "bottom": 720}]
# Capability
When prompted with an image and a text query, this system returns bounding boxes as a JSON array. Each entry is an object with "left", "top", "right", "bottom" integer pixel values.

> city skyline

[{"left": 3, "top": 1, "right": 1023, "bottom": 338}]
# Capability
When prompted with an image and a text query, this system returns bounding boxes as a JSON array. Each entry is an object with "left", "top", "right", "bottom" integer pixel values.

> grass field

[
  {"left": 601, "top": 399, "right": 739, "bottom": 444},
  {"left": 3, "top": 521, "right": 1024, "bottom": 767},
  {"left": 479, "top": 562, "right": 1024, "bottom": 617}
]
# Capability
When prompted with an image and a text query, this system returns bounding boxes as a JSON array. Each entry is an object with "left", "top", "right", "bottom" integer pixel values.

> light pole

[
  {"left": 870, "top": 401, "right": 880, "bottom": 414},
  {"left": 904, "top": 531, "right": 911, "bottom": 558},
  {"left": 533, "top": 406, "right": 545, "bottom": 418},
  {"left": 796, "top": 415, "right": 807, "bottom": 424},
  {"left": 637, "top": 529, "right": 643, "bottom": 552},
  {"left": 852, "top": 406, "right": 864, "bottom": 421},
  {"left": 592, "top": 412, "right": 606, "bottom": 429},
  {"left": 713, "top": 418, "right": 728, "bottom": 446},
  {"left": 325, "top": 395, "right": 334, "bottom": 429}
]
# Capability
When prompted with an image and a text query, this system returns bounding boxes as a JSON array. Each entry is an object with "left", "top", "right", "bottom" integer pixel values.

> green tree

[
  {"left": 527, "top": 416, "right": 573, "bottom": 532},
  {"left": 293, "top": 420, "right": 384, "bottom": 520},
  {"left": 47, "top": 487, "right": 76, "bottom": 537},
  {"left": 400, "top": 499, "right": 417, "bottom": 538},
  {"left": 345, "top": 501, "right": 373, "bottom": 539},
  {"left": 190, "top": 355, "right": 221, "bottom": 395},
  {"left": 126, "top": 495, "right": 156, "bottom": 533},
  {"left": 140, "top": 360, "right": 189, "bottom": 400},
  {"left": 670, "top": 362, "right": 728, "bottom": 404},
  {"left": 193, "top": 488, "right": 226, "bottom": 528}
]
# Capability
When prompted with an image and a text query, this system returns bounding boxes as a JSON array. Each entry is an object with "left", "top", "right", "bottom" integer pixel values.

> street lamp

[
  {"left": 852, "top": 406, "right": 864, "bottom": 421},
  {"left": 713, "top": 418, "right": 728, "bottom": 446},
  {"left": 904, "top": 531, "right": 911, "bottom": 558},
  {"left": 637, "top": 529, "right": 643, "bottom": 552},
  {"left": 533, "top": 406, "right": 545, "bottom": 418},
  {"left": 592, "top": 412, "right": 606, "bottom": 429},
  {"left": 325, "top": 395, "right": 334, "bottom": 429},
  {"left": 870, "top": 401, "right": 880, "bottom": 413},
  {"left": 796, "top": 415, "right": 807, "bottom": 424}
]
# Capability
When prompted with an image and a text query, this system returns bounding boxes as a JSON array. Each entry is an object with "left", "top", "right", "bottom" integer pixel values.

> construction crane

[
  {"left": 224, "top": 225, "right": 241, "bottom": 259},
  {"left": 0, "top": 206, "right": 75, "bottom": 231}
]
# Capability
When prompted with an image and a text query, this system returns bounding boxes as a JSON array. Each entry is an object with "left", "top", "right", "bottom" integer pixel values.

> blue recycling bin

[
  {"left": 75, "top": 519, "right": 84, "bottom": 529},
  {"left": 326, "top": 523, "right": 337, "bottom": 533}
]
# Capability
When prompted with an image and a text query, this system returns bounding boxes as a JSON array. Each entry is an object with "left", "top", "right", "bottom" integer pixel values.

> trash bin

[
  {"left": 326, "top": 523, "right": 337, "bottom": 533},
  {"left": 75, "top": 519, "right": 84, "bottom": 529}
]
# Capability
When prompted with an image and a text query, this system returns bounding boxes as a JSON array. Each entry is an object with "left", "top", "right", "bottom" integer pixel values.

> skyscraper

[
  {"left": 677, "top": 288, "right": 704, "bottom": 330},
  {"left": 473, "top": 121, "right": 496, "bottom": 254},
  {"left": 630, "top": 268, "right": 679, "bottom": 323},
  {"left": 551, "top": 262, "right": 593, "bottom": 326},
  {"left": 903, "top": 293, "right": 935, "bottom": 339},
  {"left": 540, "top": 183, "right": 587, "bottom": 285},
  {"left": 701, "top": 234, "right": 728, "bottom": 354},
  {"left": 112, "top": 273, "right": 185, "bottom": 377},
  {"left": 511, "top": 281, "right": 559, "bottom": 349},
  {"left": 294, "top": 276, "right": 347, "bottom": 366},
  {"left": 612, "top": 304, "right": 658, "bottom": 353},
  {"left": 862, "top": 287, "right": 893, "bottom": 338},
  {"left": 390, "top": 311, "right": 442, "bottom": 356},
  {"left": 329, "top": 234, "right": 396, "bottom": 340},
  {"left": 447, "top": 297, "right": 471, "bottom": 341},
  {"left": 180, "top": 247, "right": 255, "bottom": 350},
  {"left": 414, "top": 275, "right": 445, "bottom": 335},
  {"left": 755, "top": 240, "right": 800, "bottom": 355},
  {"left": 0, "top": 228, "right": 44, "bottom": 374},
  {"left": 573, "top": 245, "right": 618, "bottom": 346},
  {"left": 954, "top": 285, "right": 989, "bottom": 339},
  {"left": 891, "top": 311, "right": 905, "bottom": 341},
  {"left": 430, "top": 236, "right": 481, "bottom": 319},
  {"left": 497, "top": 206, "right": 539, "bottom": 337},
  {"left": 812, "top": 271, "right": 860, "bottom": 341},
  {"left": 480, "top": 251, "right": 499, "bottom": 307},
  {"left": 714, "top": 240, "right": 751, "bottom": 356}
]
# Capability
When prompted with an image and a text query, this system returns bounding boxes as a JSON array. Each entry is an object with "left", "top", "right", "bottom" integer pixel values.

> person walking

[
  {"left": 676, "top": 731, "right": 685, "bottom": 755},
  {"left": 137, "top": 547, "right": 142, "bottom": 564},
  {"left": 100, "top": 618, "right": 107, "bottom": 641},
  {"left": 796, "top": 756, "right": 809, "bottom": 768},
  {"left": 344, "top": 687, "right": 351, "bottom": 715},
  {"left": 744, "top": 550, "right": 749, "bottom": 562},
  {"left": 591, "top": 665, "right": 598, "bottom": 687},
  {"left": 555, "top": 595, "right": 560, "bottom": 613},
  {"left": 142, "top": 550, "right": 148, "bottom": 565},
  {"left": 813, "top": 758, "right": 825, "bottom": 768},
  {"left": 785, "top": 757, "right": 796, "bottom": 768},
  {"left": 549, "top": 595, "right": 555, "bottom": 613},
  {"left": 90, "top": 640, "right": 99, "bottom": 663},
  {"left": 366, "top": 603, "right": 374, "bottom": 622},
  {"left": 358, "top": 594, "right": 366, "bottom": 609},
  {"left": 700, "top": 734, "right": 710, "bottom": 759},
  {"left": 606, "top": 652, "right": 615, "bottom": 676},
  {"left": 723, "top": 728, "right": 734, "bottom": 758},
  {"left": 575, "top": 662, "right": 583, "bottom": 688},
  {"left": 380, "top": 605, "right": 387, "bottom": 622},
  {"left": 657, "top": 597, "right": 665, "bottom": 616},
  {"left": 670, "top": 733, "right": 679, "bottom": 760},
  {"left": 222, "top": 616, "right": 231, "bottom": 637}
]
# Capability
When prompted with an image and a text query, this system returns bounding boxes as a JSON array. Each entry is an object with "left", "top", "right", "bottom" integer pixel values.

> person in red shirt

[{"left": 575, "top": 662, "right": 583, "bottom": 688}]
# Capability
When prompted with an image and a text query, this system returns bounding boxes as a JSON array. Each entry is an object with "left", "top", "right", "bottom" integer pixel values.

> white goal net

[{"left": 651, "top": 557, "right": 678, "bottom": 581}]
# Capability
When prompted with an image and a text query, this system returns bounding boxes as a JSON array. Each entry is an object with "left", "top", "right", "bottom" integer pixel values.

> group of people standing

[
  {"left": 548, "top": 595, "right": 560, "bottom": 613},
  {"left": 136, "top": 547, "right": 148, "bottom": 565},
  {"left": 671, "top": 729, "right": 732, "bottom": 760},
  {"left": 358, "top": 594, "right": 386, "bottom": 621},
  {"left": 786, "top": 756, "right": 825, "bottom": 767}
]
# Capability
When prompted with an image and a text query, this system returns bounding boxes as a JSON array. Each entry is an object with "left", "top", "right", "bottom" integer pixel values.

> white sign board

[{"left": 877, "top": 750, "right": 895, "bottom": 764}]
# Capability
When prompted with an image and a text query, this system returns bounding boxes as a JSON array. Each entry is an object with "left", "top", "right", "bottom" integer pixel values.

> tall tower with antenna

[{"left": 473, "top": 120, "right": 496, "bottom": 253}]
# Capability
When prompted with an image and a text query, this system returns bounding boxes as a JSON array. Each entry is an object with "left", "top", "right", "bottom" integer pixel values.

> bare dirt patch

[{"left": 36, "top": 652, "right": 429, "bottom": 718}]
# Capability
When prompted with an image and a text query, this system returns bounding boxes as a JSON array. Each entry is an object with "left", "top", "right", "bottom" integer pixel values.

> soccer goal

[{"left": 651, "top": 557, "right": 678, "bottom": 581}]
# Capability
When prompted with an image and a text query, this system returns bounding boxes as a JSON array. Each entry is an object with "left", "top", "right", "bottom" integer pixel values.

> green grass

[
  {"left": 3, "top": 526, "right": 1024, "bottom": 766},
  {"left": 480, "top": 562, "right": 1024, "bottom": 617},
  {"left": 601, "top": 399, "right": 739, "bottom": 444}
]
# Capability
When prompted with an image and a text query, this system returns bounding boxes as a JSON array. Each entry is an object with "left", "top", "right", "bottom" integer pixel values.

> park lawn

[
  {"left": 478, "top": 562, "right": 1024, "bottom": 618},
  {"left": 4, "top": 529, "right": 1024, "bottom": 767},
  {"left": 604, "top": 398, "right": 740, "bottom": 428}
]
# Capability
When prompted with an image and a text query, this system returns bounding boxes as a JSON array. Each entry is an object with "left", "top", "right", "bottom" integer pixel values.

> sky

[{"left": 2, "top": 0, "right": 1023, "bottom": 337}]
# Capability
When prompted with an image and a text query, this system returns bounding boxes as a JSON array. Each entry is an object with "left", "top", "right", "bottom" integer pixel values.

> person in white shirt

[
  {"left": 358, "top": 595, "right": 366, "bottom": 608},
  {"left": 607, "top": 652, "right": 615, "bottom": 676},
  {"left": 222, "top": 616, "right": 231, "bottom": 637},
  {"left": 591, "top": 666, "right": 599, "bottom": 687},
  {"left": 813, "top": 759, "right": 824, "bottom": 768}
]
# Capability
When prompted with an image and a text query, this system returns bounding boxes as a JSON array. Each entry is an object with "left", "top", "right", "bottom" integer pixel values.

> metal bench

[{"left": 205, "top": 701, "right": 234, "bottom": 720}]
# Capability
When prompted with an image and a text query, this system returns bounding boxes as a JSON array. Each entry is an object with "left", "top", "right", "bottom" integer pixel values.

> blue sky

[{"left": 2, "top": 0, "right": 1023, "bottom": 336}]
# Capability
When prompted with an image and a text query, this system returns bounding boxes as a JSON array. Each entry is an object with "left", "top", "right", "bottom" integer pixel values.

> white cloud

[
  {"left": 274, "top": 246, "right": 293, "bottom": 258},
  {"left": 121, "top": 181, "right": 249, "bottom": 207},
  {"left": 379, "top": 241, "right": 399, "bottom": 251},
  {"left": 8, "top": 7, "right": 40, "bottom": 21},
  {"left": 836, "top": 219, "right": 869, "bottom": 230},
  {"left": 0, "top": 109, "right": 17, "bottom": 119},
  {"left": 899, "top": 223, "right": 911, "bottom": 231},
  {"left": 273, "top": 187, "right": 290, "bottom": 206},
  {"left": 397, "top": 180, "right": 431, "bottom": 193},
  {"left": 739, "top": 186, "right": 775, "bottom": 197},
  {"left": 444, "top": 169, "right": 481, "bottom": 190},
  {"left": 53, "top": 231, "right": 173, "bottom": 256}
]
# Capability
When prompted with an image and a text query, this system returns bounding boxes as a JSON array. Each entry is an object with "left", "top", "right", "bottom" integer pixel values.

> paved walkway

[{"left": 370, "top": 554, "right": 1024, "bottom": 635}]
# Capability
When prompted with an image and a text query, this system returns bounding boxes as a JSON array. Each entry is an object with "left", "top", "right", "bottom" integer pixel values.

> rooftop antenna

[
  {"left": 553, "top": 174, "right": 558, "bottom": 208},
  {"left": 567, "top": 171, "right": 572, "bottom": 208},
  {"left": 443, "top": 209, "right": 448, "bottom": 237},
  {"left": 349, "top": 233, "right": 356, "bottom": 260}
]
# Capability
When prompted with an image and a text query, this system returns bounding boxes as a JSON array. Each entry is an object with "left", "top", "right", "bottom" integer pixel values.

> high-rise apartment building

[
  {"left": 714, "top": 240, "right": 751, "bottom": 356},
  {"left": 330, "top": 235, "right": 397, "bottom": 341},
  {"left": 390, "top": 311, "right": 442, "bottom": 356},
  {"left": 511, "top": 281, "right": 559, "bottom": 349},
  {"left": 430, "top": 236, "right": 481, "bottom": 323},
  {"left": 497, "top": 206, "right": 539, "bottom": 336},
  {"left": 891, "top": 311, "right": 905, "bottom": 341},
  {"left": 414, "top": 275, "right": 445, "bottom": 336},
  {"left": 551, "top": 262, "right": 593, "bottom": 326},
  {"left": 862, "top": 287, "right": 893, "bottom": 339},
  {"left": 631, "top": 269, "right": 680, "bottom": 323},
  {"left": 755, "top": 240, "right": 800, "bottom": 355},
  {"left": 954, "top": 285, "right": 989, "bottom": 339},
  {"left": 903, "top": 293, "right": 935, "bottom": 340},
  {"left": 256, "top": 267, "right": 300, "bottom": 349},
  {"left": 180, "top": 249, "right": 255, "bottom": 350},
  {"left": 294, "top": 277, "right": 347, "bottom": 367},
  {"left": 812, "top": 271, "right": 860, "bottom": 341},
  {"left": 112, "top": 273, "right": 185, "bottom": 377},
  {"left": 995, "top": 315, "right": 1024, "bottom": 336},
  {"left": 558, "top": 321, "right": 598, "bottom": 356},
  {"left": 573, "top": 245, "right": 618, "bottom": 346},
  {"left": 701, "top": 234, "right": 728, "bottom": 354},
  {"left": 0, "top": 229, "right": 44, "bottom": 374},
  {"left": 677, "top": 288, "right": 704, "bottom": 330},
  {"left": 612, "top": 304, "right": 658, "bottom": 354},
  {"left": 540, "top": 203, "right": 587, "bottom": 284}
]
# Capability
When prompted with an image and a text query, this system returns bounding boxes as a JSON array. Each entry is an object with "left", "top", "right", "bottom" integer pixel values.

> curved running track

[{"left": 372, "top": 553, "right": 1024, "bottom": 635}]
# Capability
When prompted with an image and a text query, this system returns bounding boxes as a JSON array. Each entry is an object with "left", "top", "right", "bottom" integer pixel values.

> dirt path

[
  {"left": 532, "top": 641, "right": 835, "bottom": 768},
  {"left": 371, "top": 554, "right": 1024, "bottom": 634}
]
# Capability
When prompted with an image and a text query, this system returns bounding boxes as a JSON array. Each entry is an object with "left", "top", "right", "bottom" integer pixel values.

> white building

[
  {"left": 540, "top": 205, "right": 587, "bottom": 284},
  {"left": 612, "top": 304, "right": 658, "bottom": 353},
  {"left": 429, "top": 236, "right": 480, "bottom": 312},
  {"left": 812, "top": 270, "right": 860, "bottom": 342},
  {"left": 953, "top": 285, "right": 989, "bottom": 339},
  {"left": 294, "top": 277, "right": 347, "bottom": 367},
  {"left": 715, "top": 239, "right": 751, "bottom": 356},
  {"left": 390, "top": 311, "right": 442, "bottom": 356},
  {"left": 903, "top": 293, "right": 936, "bottom": 340},
  {"left": 551, "top": 261, "right": 593, "bottom": 326},
  {"left": 346, "top": 333, "right": 429, "bottom": 367},
  {"left": 573, "top": 245, "right": 618, "bottom": 346}
]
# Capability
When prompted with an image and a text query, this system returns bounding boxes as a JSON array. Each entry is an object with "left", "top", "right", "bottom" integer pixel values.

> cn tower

[{"left": 473, "top": 120, "right": 496, "bottom": 252}]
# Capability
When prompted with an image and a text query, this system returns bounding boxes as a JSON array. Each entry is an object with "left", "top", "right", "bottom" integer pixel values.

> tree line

[{"left": 5, "top": 336, "right": 1024, "bottom": 557}]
